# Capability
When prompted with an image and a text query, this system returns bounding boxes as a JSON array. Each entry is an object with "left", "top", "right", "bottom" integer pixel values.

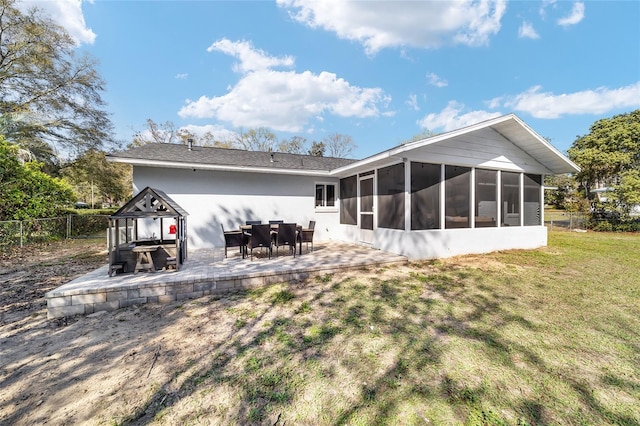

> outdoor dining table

[
  {"left": 240, "top": 224, "right": 303, "bottom": 255},
  {"left": 132, "top": 244, "right": 158, "bottom": 273}
]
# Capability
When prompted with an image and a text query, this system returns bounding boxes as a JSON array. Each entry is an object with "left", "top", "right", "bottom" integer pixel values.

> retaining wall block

[
  {"left": 139, "top": 286, "right": 166, "bottom": 297},
  {"left": 48, "top": 296, "right": 72, "bottom": 308},
  {"left": 72, "top": 293, "right": 106, "bottom": 305}
]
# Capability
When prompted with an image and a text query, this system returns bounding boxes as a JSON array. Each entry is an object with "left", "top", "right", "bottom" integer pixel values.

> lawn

[{"left": 139, "top": 231, "right": 640, "bottom": 425}]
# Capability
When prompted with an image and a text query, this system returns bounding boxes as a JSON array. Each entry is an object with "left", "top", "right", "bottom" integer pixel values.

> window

[
  {"left": 475, "top": 169, "right": 497, "bottom": 227},
  {"left": 315, "top": 183, "right": 336, "bottom": 208},
  {"left": 445, "top": 166, "right": 471, "bottom": 228},
  {"left": 340, "top": 176, "right": 357, "bottom": 225},
  {"left": 501, "top": 171, "right": 520, "bottom": 226},
  {"left": 411, "top": 162, "right": 440, "bottom": 230},
  {"left": 524, "top": 174, "right": 542, "bottom": 226},
  {"left": 377, "top": 163, "right": 405, "bottom": 230}
]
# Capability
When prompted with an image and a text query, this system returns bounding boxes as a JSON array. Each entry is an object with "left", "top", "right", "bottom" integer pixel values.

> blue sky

[{"left": 23, "top": 0, "right": 640, "bottom": 159}]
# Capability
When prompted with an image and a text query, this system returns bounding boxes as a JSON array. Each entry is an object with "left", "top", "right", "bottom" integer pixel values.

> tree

[
  {"left": 132, "top": 119, "right": 236, "bottom": 148},
  {"left": 278, "top": 136, "right": 307, "bottom": 154},
  {"left": 544, "top": 174, "right": 578, "bottom": 209},
  {"left": 0, "top": 0, "right": 114, "bottom": 154},
  {"left": 235, "top": 127, "right": 278, "bottom": 152},
  {"left": 399, "top": 129, "right": 435, "bottom": 145},
  {"left": 132, "top": 119, "right": 179, "bottom": 145},
  {"left": 308, "top": 141, "right": 325, "bottom": 156},
  {"left": 323, "top": 132, "right": 356, "bottom": 158},
  {"left": 61, "top": 149, "right": 131, "bottom": 207},
  {"left": 613, "top": 168, "right": 640, "bottom": 213},
  {"left": 0, "top": 136, "right": 75, "bottom": 220},
  {"left": 568, "top": 109, "right": 640, "bottom": 215}
]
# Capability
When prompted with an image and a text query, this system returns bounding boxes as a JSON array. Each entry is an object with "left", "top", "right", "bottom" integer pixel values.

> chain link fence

[
  {"left": 0, "top": 215, "right": 109, "bottom": 249},
  {"left": 544, "top": 212, "right": 587, "bottom": 231}
]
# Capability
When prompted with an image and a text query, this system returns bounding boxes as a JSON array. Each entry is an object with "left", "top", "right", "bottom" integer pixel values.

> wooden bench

[
  {"left": 109, "top": 261, "right": 127, "bottom": 277},
  {"left": 166, "top": 256, "right": 177, "bottom": 271}
]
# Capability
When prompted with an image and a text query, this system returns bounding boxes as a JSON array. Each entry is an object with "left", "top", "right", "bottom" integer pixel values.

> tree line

[
  {"left": 546, "top": 109, "right": 640, "bottom": 229},
  {"left": 132, "top": 119, "right": 357, "bottom": 159}
]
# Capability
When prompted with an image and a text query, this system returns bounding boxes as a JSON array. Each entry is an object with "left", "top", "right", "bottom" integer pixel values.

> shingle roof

[{"left": 107, "top": 143, "right": 357, "bottom": 172}]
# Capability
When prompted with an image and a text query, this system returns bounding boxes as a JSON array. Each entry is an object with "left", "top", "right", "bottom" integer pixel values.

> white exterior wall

[
  {"left": 373, "top": 226, "right": 547, "bottom": 260},
  {"left": 133, "top": 166, "right": 344, "bottom": 249},
  {"left": 128, "top": 124, "right": 557, "bottom": 259}
]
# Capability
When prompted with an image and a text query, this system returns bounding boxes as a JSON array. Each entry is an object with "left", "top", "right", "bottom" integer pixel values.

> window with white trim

[{"left": 315, "top": 183, "right": 336, "bottom": 208}]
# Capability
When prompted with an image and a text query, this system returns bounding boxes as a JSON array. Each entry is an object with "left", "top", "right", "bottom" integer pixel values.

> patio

[{"left": 45, "top": 241, "right": 408, "bottom": 319}]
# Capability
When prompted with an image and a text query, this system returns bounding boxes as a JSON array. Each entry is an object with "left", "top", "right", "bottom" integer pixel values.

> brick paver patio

[{"left": 45, "top": 241, "right": 407, "bottom": 319}]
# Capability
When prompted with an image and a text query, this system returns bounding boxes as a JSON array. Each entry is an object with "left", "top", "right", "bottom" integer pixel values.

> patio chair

[
  {"left": 299, "top": 220, "right": 315, "bottom": 253},
  {"left": 245, "top": 220, "right": 262, "bottom": 225},
  {"left": 246, "top": 224, "right": 272, "bottom": 260},
  {"left": 221, "top": 224, "right": 244, "bottom": 258},
  {"left": 274, "top": 223, "right": 297, "bottom": 257},
  {"left": 268, "top": 220, "right": 284, "bottom": 224}
]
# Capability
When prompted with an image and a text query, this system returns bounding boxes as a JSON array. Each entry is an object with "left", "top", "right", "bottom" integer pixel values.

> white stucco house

[{"left": 107, "top": 114, "right": 580, "bottom": 260}]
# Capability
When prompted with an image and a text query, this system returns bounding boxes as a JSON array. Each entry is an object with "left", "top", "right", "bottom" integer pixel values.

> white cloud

[
  {"left": 277, "top": 0, "right": 507, "bottom": 55},
  {"left": 557, "top": 2, "right": 585, "bottom": 27},
  {"left": 18, "top": 0, "right": 96, "bottom": 45},
  {"left": 417, "top": 101, "right": 502, "bottom": 132},
  {"left": 207, "top": 39, "right": 294, "bottom": 73},
  {"left": 426, "top": 73, "right": 448, "bottom": 88},
  {"left": 539, "top": 0, "right": 557, "bottom": 19},
  {"left": 518, "top": 21, "right": 540, "bottom": 39},
  {"left": 500, "top": 82, "right": 640, "bottom": 118},
  {"left": 179, "top": 40, "right": 390, "bottom": 132},
  {"left": 180, "top": 69, "right": 389, "bottom": 132},
  {"left": 406, "top": 94, "right": 419, "bottom": 111},
  {"left": 175, "top": 73, "right": 188, "bottom": 80}
]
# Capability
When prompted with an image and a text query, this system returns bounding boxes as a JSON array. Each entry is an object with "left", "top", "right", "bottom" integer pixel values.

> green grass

[{"left": 141, "top": 231, "right": 640, "bottom": 425}]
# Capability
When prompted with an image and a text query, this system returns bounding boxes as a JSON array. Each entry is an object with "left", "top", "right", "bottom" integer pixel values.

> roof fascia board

[
  {"left": 507, "top": 114, "right": 581, "bottom": 173},
  {"left": 107, "top": 156, "right": 332, "bottom": 177}
]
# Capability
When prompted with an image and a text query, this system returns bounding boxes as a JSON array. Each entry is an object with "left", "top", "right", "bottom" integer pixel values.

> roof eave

[{"left": 107, "top": 156, "right": 333, "bottom": 177}]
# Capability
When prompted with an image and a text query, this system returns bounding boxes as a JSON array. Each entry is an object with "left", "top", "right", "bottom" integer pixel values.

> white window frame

[{"left": 315, "top": 182, "right": 338, "bottom": 212}]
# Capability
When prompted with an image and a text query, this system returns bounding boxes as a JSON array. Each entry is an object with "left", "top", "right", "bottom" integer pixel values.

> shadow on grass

[{"left": 111, "top": 260, "right": 638, "bottom": 425}]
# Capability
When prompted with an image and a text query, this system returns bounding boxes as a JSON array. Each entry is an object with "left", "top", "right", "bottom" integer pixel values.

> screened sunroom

[{"left": 331, "top": 115, "right": 579, "bottom": 259}]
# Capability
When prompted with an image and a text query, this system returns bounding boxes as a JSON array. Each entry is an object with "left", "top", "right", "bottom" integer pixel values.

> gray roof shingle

[{"left": 107, "top": 143, "right": 357, "bottom": 172}]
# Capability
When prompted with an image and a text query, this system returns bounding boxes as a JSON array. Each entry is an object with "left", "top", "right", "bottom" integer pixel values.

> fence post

[
  {"left": 67, "top": 215, "right": 71, "bottom": 239},
  {"left": 19, "top": 221, "right": 23, "bottom": 248}
]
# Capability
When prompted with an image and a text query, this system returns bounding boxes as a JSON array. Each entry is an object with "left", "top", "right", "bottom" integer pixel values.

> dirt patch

[{"left": 0, "top": 239, "right": 394, "bottom": 425}]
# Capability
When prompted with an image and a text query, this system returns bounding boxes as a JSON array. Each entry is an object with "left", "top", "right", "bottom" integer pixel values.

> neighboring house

[
  {"left": 591, "top": 186, "right": 640, "bottom": 216},
  {"left": 107, "top": 114, "right": 580, "bottom": 259}
]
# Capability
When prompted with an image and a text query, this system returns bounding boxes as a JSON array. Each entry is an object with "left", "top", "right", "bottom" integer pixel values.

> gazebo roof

[{"left": 111, "top": 187, "right": 188, "bottom": 219}]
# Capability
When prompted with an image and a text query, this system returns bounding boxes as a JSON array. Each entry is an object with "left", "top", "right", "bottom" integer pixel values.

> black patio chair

[
  {"left": 245, "top": 220, "right": 262, "bottom": 225},
  {"left": 268, "top": 220, "right": 284, "bottom": 224},
  {"left": 221, "top": 224, "right": 244, "bottom": 258},
  {"left": 299, "top": 220, "right": 315, "bottom": 253},
  {"left": 274, "top": 223, "right": 297, "bottom": 257},
  {"left": 246, "top": 224, "right": 272, "bottom": 260}
]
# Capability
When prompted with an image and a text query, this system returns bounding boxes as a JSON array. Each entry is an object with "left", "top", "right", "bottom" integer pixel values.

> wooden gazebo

[{"left": 108, "top": 187, "right": 188, "bottom": 276}]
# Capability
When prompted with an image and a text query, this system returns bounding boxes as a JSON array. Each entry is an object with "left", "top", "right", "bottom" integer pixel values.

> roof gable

[
  {"left": 332, "top": 114, "right": 580, "bottom": 176},
  {"left": 111, "top": 187, "right": 188, "bottom": 218}
]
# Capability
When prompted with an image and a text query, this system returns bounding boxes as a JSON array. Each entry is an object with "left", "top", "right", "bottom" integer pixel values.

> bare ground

[{"left": 0, "top": 239, "right": 397, "bottom": 425}]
